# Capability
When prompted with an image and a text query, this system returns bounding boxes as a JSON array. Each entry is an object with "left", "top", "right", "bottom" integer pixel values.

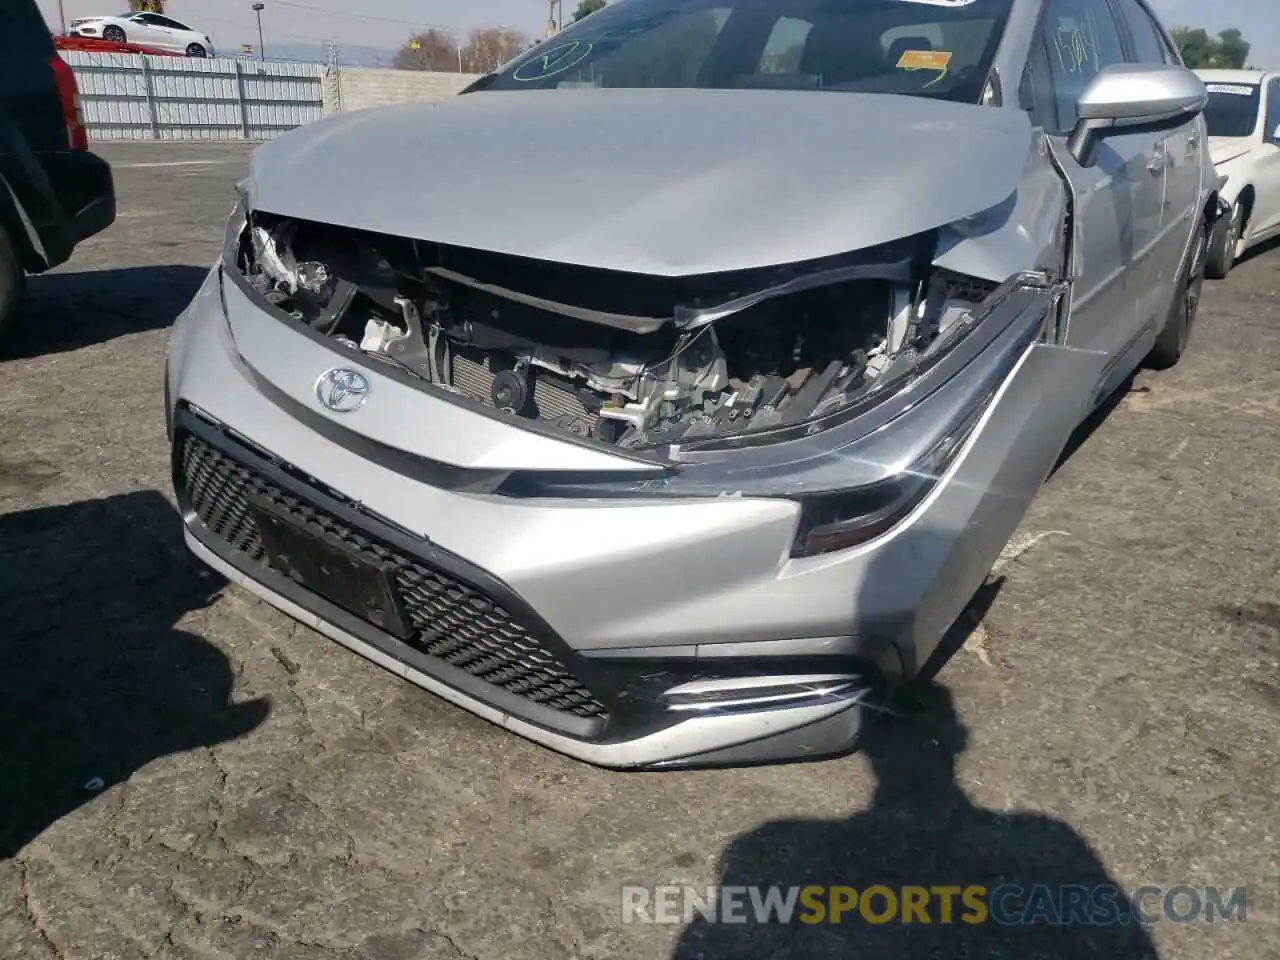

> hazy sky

[{"left": 35, "top": 0, "right": 1280, "bottom": 62}]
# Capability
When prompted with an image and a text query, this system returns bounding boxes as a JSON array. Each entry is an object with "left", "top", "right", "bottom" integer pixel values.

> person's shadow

[
  {"left": 674, "top": 689, "right": 1159, "bottom": 959},
  {"left": 0, "top": 487, "right": 270, "bottom": 859}
]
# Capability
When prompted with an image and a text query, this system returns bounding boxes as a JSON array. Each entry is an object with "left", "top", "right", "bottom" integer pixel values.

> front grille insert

[{"left": 178, "top": 433, "right": 609, "bottom": 721}]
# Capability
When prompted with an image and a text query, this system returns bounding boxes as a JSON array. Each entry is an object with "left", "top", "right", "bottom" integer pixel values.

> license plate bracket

[{"left": 248, "top": 494, "right": 414, "bottom": 640}]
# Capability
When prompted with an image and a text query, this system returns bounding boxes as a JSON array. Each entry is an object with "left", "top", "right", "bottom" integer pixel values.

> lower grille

[{"left": 177, "top": 432, "right": 609, "bottom": 721}]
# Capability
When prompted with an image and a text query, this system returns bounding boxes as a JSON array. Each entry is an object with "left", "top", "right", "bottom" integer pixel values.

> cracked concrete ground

[{"left": 1, "top": 141, "right": 1277, "bottom": 959}]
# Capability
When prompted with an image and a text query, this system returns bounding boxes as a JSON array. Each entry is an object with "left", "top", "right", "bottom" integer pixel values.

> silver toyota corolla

[{"left": 166, "top": 0, "right": 1217, "bottom": 768}]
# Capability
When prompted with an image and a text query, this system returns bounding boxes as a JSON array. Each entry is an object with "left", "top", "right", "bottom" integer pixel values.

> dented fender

[{"left": 932, "top": 135, "right": 1070, "bottom": 284}]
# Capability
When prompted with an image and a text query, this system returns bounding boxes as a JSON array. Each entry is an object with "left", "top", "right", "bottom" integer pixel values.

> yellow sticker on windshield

[{"left": 897, "top": 50, "right": 953, "bottom": 71}]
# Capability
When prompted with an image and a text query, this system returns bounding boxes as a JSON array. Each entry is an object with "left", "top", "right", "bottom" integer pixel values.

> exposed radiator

[{"left": 450, "top": 349, "right": 599, "bottom": 437}]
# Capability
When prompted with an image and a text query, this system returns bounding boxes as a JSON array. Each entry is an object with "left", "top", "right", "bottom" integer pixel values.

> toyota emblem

[{"left": 315, "top": 368, "right": 370, "bottom": 413}]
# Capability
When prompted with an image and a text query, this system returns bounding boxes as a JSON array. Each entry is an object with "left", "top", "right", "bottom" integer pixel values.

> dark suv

[{"left": 0, "top": 0, "right": 116, "bottom": 339}]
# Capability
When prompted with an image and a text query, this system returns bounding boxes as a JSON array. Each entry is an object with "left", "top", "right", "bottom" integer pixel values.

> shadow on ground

[
  {"left": 1049, "top": 374, "right": 1133, "bottom": 481},
  {"left": 673, "top": 682, "right": 1159, "bottom": 959},
  {"left": 1235, "top": 234, "right": 1280, "bottom": 269},
  {"left": 674, "top": 514, "right": 1159, "bottom": 958},
  {"left": 2, "top": 264, "right": 206, "bottom": 360},
  {"left": 0, "top": 489, "right": 268, "bottom": 859}
]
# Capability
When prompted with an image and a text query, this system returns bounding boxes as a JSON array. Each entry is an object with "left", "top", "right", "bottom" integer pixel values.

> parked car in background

[
  {"left": 1, "top": 0, "right": 116, "bottom": 341},
  {"left": 1196, "top": 69, "right": 1280, "bottom": 278},
  {"left": 167, "top": 0, "right": 1217, "bottom": 769},
  {"left": 68, "top": 12, "right": 214, "bottom": 58}
]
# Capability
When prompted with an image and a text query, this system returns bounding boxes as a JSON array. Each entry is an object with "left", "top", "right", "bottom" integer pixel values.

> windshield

[
  {"left": 480, "top": 0, "right": 1013, "bottom": 103},
  {"left": 1202, "top": 82, "right": 1262, "bottom": 138}
]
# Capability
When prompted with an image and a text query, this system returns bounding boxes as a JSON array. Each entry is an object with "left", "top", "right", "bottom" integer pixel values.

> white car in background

[
  {"left": 68, "top": 12, "right": 215, "bottom": 58},
  {"left": 1196, "top": 69, "right": 1280, "bottom": 278}
]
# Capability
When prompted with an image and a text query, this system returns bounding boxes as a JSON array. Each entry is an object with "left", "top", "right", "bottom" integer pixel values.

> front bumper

[
  {"left": 166, "top": 264, "right": 1103, "bottom": 768},
  {"left": 175, "top": 410, "right": 879, "bottom": 768}
]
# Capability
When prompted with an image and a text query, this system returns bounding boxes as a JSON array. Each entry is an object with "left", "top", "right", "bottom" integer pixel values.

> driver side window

[{"left": 1033, "top": 0, "right": 1128, "bottom": 134}]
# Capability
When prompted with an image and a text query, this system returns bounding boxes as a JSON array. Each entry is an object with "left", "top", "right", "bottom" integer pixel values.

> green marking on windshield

[{"left": 513, "top": 40, "right": 595, "bottom": 82}]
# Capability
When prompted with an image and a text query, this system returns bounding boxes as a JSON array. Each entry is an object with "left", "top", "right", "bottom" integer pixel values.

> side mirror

[{"left": 1067, "top": 64, "right": 1208, "bottom": 168}]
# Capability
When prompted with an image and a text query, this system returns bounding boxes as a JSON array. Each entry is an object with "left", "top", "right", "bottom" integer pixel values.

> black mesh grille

[{"left": 178, "top": 433, "right": 609, "bottom": 720}]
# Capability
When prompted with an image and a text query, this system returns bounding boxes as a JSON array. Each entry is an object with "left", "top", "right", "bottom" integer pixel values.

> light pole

[{"left": 251, "top": 3, "right": 265, "bottom": 61}]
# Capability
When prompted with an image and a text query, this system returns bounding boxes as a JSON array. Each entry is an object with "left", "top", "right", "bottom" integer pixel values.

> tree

[
  {"left": 394, "top": 29, "right": 462, "bottom": 72},
  {"left": 572, "top": 0, "right": 607, "bottom": 21},
  {"left": 1169, "top": 26, "right": 1250, "bottom": 69},
  {"left": 1217, "top": 28, "right": 1251, "bottom": 69},
  {"left": 129, "top": 0, "right": 165, "bottom": 11},
  {"left": 460, "top": 26, "right": 529, "bottom": 74}
]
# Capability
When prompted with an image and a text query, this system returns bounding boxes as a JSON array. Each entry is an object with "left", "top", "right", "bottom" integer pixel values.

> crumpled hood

[
  {"left": 246, "top": 89, "right": 1032, "bottom": 276},
  {"left": 1210, "top": 137, "right": 1254, "bottom": 166}
]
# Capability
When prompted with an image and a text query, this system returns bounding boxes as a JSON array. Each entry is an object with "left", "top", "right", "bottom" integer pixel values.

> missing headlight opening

[{"left": 236, "top": 213, "right": 996, "bottom": 450}]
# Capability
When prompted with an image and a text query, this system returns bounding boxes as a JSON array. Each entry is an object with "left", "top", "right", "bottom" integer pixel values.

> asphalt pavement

[{"left": 0, "top": 141, "right": 1277, "bottom": 959}]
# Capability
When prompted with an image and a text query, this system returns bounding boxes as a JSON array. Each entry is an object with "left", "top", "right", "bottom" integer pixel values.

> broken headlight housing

[
  {"left": 788, "top": 385, "right": 992, "bottom": 557},
  {"left": 501, "top": 273, "right": 1054, "bottom": 555}
]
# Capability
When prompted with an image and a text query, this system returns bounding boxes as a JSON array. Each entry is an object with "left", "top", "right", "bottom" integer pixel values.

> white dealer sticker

[
  {"left": 1206, "top": 84, "right": 1257, "bottom": 96},
  {"left": 896, "top": 0, "right": 978, "bottom": 6}
]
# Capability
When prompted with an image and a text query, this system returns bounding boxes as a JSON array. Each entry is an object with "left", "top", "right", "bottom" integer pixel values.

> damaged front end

[{"left": 227, "top": 205, "right": 1012, "bottom": 456}]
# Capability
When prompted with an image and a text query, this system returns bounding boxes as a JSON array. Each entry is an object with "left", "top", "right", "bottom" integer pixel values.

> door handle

[{"left": 1147, "top": 144, "right": 1168, "bottom": 175}]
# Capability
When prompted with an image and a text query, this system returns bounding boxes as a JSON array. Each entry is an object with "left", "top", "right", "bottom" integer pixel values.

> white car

[
  {"left": 1196, "top": 69, "right": 1280, "bottom": 278},
  {"left": 68, "top": 12, "right": 215, "bottom": 58}
]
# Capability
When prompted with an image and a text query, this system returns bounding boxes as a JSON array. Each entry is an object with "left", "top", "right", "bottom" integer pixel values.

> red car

[{"left": 54, "top": 35, "right": 182, "bottom": 57}]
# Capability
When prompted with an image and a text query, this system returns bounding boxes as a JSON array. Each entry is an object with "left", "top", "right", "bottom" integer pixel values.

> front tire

[
  {"left": 1205, "top": 200, "right": 1243, "bottom": 280},
  {"left": 186, "top": 43, "right": 208, "bottom": 58},
  {"left": 102, "top": 24, "right": 127, "bottom": 43},
  {"left": 0, "top": 225, "right": 27, "bottom": 345},
  {"left": 1148, "top": 221, "right": 1207, "bottom": 370}
]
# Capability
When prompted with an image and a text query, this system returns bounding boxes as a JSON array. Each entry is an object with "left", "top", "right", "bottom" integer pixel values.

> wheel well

[
  {"left": 1237, "top": 185, "right": 1256, "bottom": 229},
  {"left": 1204, "top": 193, "right": 1219, "bottom": 226},
  {"left": 0, "top": 194, "right": 45, "bottom": 274}
]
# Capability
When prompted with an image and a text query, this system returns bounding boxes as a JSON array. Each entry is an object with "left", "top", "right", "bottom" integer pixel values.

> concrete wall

[{"left": 332, "top": 68, "right": 481, "bottom": 113}]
